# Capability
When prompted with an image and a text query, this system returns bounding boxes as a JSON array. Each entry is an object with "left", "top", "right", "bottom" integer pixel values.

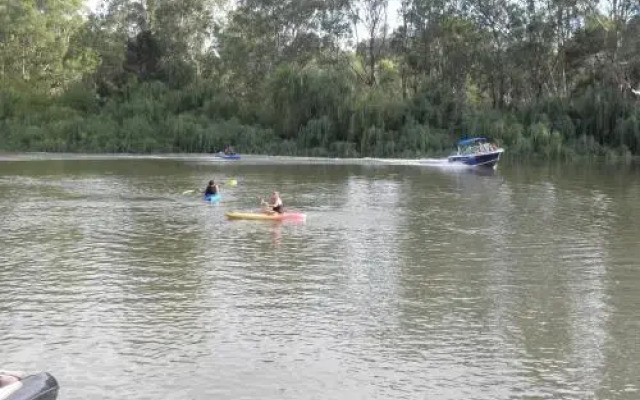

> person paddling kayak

[
  {"left": 204, "top": 180, "right": 219, "bottom": 196},
  {"left": 262, "top": 191, "right": 283, "bottom": 214}
]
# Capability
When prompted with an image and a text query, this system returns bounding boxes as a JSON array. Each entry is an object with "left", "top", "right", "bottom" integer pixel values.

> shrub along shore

[{"left": 2, "top": 80, "right": 638, "bottom": 161}]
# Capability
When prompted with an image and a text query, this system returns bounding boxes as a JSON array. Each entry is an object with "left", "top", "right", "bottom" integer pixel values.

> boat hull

[{"left": 448, "top": 149, "right": 503, "bottom": 168}]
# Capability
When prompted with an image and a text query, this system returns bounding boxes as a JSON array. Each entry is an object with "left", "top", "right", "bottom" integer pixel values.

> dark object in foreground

[{"left": 0, "top": 373, "right": 59, "bottom": 400}]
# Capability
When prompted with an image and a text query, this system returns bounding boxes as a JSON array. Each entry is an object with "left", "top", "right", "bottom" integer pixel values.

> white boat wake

[{"left": 376, "top": 157, "right": 476, "bottom": 169}]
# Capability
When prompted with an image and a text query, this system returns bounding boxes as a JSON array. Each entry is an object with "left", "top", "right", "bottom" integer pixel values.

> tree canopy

[{"left": 1, "top": 0, "right": 639, "bottom": 158}]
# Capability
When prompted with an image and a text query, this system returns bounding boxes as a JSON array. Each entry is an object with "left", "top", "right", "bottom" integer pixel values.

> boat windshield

[{"left": 458, "top": 141, "right": 497, "bottom": 154}]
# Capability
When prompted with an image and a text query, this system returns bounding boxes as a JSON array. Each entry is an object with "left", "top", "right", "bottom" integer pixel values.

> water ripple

[{"left": 1, "top": 159, "right": 639, "bottom": 399}]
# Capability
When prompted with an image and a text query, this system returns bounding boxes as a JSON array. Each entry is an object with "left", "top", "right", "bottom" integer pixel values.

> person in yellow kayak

[{"left": 262, "top": 191, "right": 283, "bottom": 214}]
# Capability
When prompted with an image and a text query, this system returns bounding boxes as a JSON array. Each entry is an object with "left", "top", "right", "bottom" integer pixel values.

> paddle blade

[
  {"left": 227, "top": 179, "right": 238, "bottom": 186},
  {"left": 182, "top": 189, "right": 195, "bottom": 195}
]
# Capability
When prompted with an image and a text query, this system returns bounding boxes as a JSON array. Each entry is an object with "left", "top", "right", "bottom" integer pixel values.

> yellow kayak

[{"left": 225, "top": 211, "right": 306, "bottom": 221}]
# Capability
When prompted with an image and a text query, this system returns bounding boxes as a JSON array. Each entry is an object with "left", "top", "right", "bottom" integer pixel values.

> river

[{"left": 1, "top": 155, "right": 639, "bottom": 399}]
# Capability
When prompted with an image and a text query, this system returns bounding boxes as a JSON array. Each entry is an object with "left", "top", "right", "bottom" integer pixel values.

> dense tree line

[{"left": 1, "top": 0, "right": 639, "bottom": 159}]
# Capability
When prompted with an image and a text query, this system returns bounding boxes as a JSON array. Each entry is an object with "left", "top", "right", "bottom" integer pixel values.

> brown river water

[{"left": 1, "top": 155, "right": 639, "bottom": 399}]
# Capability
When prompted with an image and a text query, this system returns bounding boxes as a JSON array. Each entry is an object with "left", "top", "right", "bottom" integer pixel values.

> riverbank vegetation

[{"left": 1, "top": 0, "right": 639, "bottom": 159}]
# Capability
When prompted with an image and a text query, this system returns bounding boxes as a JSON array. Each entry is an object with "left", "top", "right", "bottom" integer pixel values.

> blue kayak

[
  {"left": 214, "top": 152, "right": 241, "bottom": 160},
  {"left": 204, "top": 194, "right": 221, "bottom": 203}
]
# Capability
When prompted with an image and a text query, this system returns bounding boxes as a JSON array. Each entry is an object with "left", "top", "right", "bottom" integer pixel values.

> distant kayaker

[
  {"left": 204, "top": 180, "right": 219, "bottom": 196},
  {"left": 263, "top": 191, "right": 283, "bottom": 214}
]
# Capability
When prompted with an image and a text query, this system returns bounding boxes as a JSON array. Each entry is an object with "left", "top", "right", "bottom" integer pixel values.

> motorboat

[
  {"left": 448, "top": 137, "right": 504, "bottom": 168},
  {"left": 0, "top": 371, "right": 58, "bottom": 400}
]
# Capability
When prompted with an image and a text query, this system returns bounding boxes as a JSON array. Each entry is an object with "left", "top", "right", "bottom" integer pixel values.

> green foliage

[
  {"left": 1, "top": 0, "right": 640, "bottom": 160},
  {"left": 0, "top": 0, "right": 93, "bottom": 91}
]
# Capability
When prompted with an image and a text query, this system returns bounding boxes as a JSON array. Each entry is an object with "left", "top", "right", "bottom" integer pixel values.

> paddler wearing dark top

[{"left": 204, "top": 180, "right": 219, "bottom": 196}]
